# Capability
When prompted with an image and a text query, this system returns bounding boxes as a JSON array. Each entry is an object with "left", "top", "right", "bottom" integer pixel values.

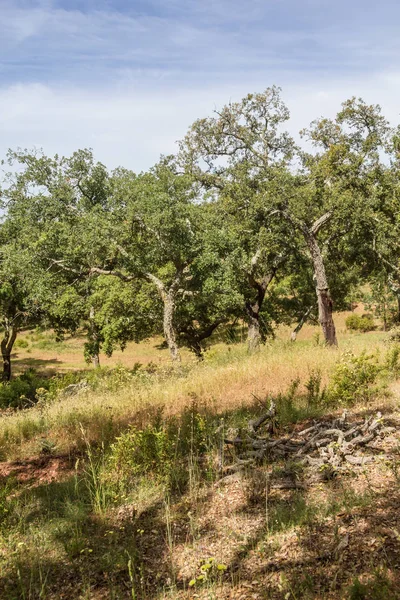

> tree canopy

[{"left": 0, "top": 87, "right": 399, "bottom": 377}]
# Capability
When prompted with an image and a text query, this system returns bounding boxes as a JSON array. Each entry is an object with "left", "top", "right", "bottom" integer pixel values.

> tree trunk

[
  {"left": 2, "top": 354, "right": 11, "bottom": 382},
  {"left": 246, "top": 302, "right": 261, "bottom": 353},
  {"left": 191, "top": 341, "right": 204, "bottom": 361},
  {"left": 145, "top": 272, "right": 182, "bottom": 362},
  {"left": 290, "top": 306, "right": 314, "bottom": 342},
  {"left": 1, "top": 321, "right": 18, "bottom": 382},
  {"left": 163, "top": 291, "right": 181, "bottom": 362},
  {"left": 246, "top": 267, "right": 275, "bottom": 354},
  {"left": 88, "top": 306, "right": 100, "bottom": 368},
  {"left": 306, "top": 235, "right": 338, "bottom": 346},
  {"left": 182, "top": 320, "right": 224, "bottom": 360},
  {"left": 382, "top": 302, "right": 388, "bottom": 331}
]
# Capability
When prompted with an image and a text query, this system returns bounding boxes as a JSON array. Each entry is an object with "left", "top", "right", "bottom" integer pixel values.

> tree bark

[
  {"left": 1, "top": 320, "right": 18, "bottom": 382},
  {"left": 2, "top": 353, "right": 11, "bottom": 382},
  {"left": 144, "top": 272, "right": 182, "bottom": 362},
  {"left": 272, "top": 209, "right": 337, "bottom": 345},
  {"left": 162, "top": 290, "right": 181, "bottom": 362},
  {"left": 181, "top": 320, "right": 224, "bottom": 360},
  {"left": 306, "top": 234, "right": 337, "bottom": 346},
  {"left": 246, "top": 302, "right": 262, "bottom": 353},
  {"left": 290, "top": 306, "right": 314, "bottom": 342},
  {"left": 246, "top": 260, "right": 277, "bottom": 353},
  {"left": 88, "top": 306, "right": 100, "bottom": 368}
]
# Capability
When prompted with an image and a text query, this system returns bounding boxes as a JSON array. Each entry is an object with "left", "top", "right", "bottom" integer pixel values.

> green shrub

[
  {"left": 345, "top": 314, "right": 360, "bottom": 331},
  {"left": 384, "top": 344, "right": 400, "bottom": 378},
  {"left": 305, "top": 368, "right": 326, "bottom": 406},
  {"left": 14, "top": 338, "right": 29, "bottom": 349},
  {"left": 108, "top": 407, "right": 215, "bottom": 492},
  {"left": 387, "top": 325, "right": 400, "bottom": 344},
  {"left": 32, "top": 338, "right": 67, "bottom": 352},
  {"left": 345, "top": 313, "right": 375, "bottom": 332},
  {"left": 327, "top": 351, "right": 381, "bottom": 406},
  {"left": 0, "top": 369, "right": 51, "bottom": 409}
]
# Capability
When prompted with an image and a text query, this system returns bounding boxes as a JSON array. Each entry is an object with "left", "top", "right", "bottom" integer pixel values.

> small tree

[{"left": 0, "top": 242, "right": 47, "bottom": 380}]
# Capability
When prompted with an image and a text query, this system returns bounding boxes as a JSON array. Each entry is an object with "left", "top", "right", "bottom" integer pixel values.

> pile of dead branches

[{"left": 222, "top": 401, "right": 397, "bottom": 478}]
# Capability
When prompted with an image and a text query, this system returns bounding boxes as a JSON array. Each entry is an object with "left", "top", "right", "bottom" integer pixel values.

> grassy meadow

[{"left": 1, "top": 310, "right": 400, "bottom": 599}]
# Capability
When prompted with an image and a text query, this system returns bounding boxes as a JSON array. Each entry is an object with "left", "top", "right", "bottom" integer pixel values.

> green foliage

[
  {"left": 14, "top": 338, "right": 29, "bottom": 349},
  {"left": 0, "top": 476, "right": 17, "bottom": 528},
  {"left": 327, "top": 351, "right": 381, "bottom": 406},
  {"left": 109, "top": 407, "right": 215, "bottom": 492},
  {"left": 345, "top": 313, "right": 375, "bottom": 332},
  {"left": 188, "top": 557, "right": 227, "bottom": 588},
  {"left": 0, "top": 369, "right": 51, "bottom": 409},
  {"left": 305, "top": 368, "right": 326, "bottom": 406},
  {"left": 386, "top": 326, "right": 400, "bottom": 345},
  {"left": 347, "top": 570, "right": 395, "bottom": 600},
  {"left": 384, "top": 344, "right": 400, "bottom": 378},
  {"left": 32, "top": 336, "right": 68, "bottom": 352}
]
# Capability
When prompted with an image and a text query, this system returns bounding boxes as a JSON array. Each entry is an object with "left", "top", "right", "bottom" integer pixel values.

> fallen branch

[{"left": 222, "top": 409, "right": 395, "bottom": 480}]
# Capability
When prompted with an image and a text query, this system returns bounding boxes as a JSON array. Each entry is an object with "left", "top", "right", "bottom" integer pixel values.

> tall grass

[
  {"left": 0, "top": 323, "right": 390, "bottom": 460},
  {"left": 1, "top": 318, "right": 399, "bottom": 600}
]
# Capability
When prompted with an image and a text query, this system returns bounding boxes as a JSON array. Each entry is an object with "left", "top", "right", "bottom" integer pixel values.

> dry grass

[
  {"left": 0, "top": 311, "right": 389, "bottom": 460},
  {"left": 1, "top": 310, "right": 400, "bottom": 600},
  {"left": 13, "top": 331, "right": 192, "bottom": 375},
  {"left": 11, "top": 309, "right": 376, "bottom": 374}
]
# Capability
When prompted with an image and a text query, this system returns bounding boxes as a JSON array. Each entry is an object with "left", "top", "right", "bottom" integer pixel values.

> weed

[
  {"left": 126, "top": 551, "right": 137, "bottom": 600},
  {"left": 327, "top": 351, "right": 382, "bottom": 406},
  {"left": 384, "top": 344, "right": 400, "bottom": 378},
  {"left": 188, "top": 557, "right": 227, "bottom": 589},
  {"left": 0, "top": 369, "right": 52, "bottom": 409},
  {"left": 108, "top": 406, "right": 216, "bottom": 493},
  {"left": 386, "top": 326, "right": 400, "bottom": 345},
  {"left": 305, "top": 368, "right": 326, "bottom": 406},
  {"left": 345, "top": 314, "right": 375, "bottom": 333},
  {"left": 15, "top": 338, "right": 29, "bottom": 349},
  {"left": 39, "top": 437, "right": 57, "bottom": 454},
  {"left": 347, "top": 569, "right": 396, "bottom": 599},
  {"left": 268, "top": 493, "right": 313, "bottom": 533},
  {"left": 81, "top": 433, "right": 113, "bottom": 514}
]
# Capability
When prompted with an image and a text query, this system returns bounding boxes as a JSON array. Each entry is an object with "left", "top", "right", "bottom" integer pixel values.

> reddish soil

[{"left": 0, "top": 454, "right": 76, "bottom": 487}]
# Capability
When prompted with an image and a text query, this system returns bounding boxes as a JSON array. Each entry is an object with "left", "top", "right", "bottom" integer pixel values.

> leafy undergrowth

[{"left": 1, "top": 331, "right": 400, "bottom": 599}]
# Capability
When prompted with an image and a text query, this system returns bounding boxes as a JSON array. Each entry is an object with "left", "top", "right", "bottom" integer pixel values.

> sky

[{"left": 1, "top": 0, "right": 400, "bottom": 171}]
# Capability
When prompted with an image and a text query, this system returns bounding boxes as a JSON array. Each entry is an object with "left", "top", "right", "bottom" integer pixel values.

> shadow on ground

[{"left": 1, "top": 403, "right": 400, "bottom": 599}]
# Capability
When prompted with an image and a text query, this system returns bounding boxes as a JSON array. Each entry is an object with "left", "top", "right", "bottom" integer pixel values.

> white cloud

[
  {"left": 0, "top": 1, "right": 399, "bottom": 171},
  {"left": 1, "top": 71, "right": 400, "bottom": 171}
]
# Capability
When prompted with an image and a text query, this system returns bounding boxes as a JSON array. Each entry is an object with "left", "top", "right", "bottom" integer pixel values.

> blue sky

[{"left": 1, "top": 0, "right": 400, "bottom": 169}]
